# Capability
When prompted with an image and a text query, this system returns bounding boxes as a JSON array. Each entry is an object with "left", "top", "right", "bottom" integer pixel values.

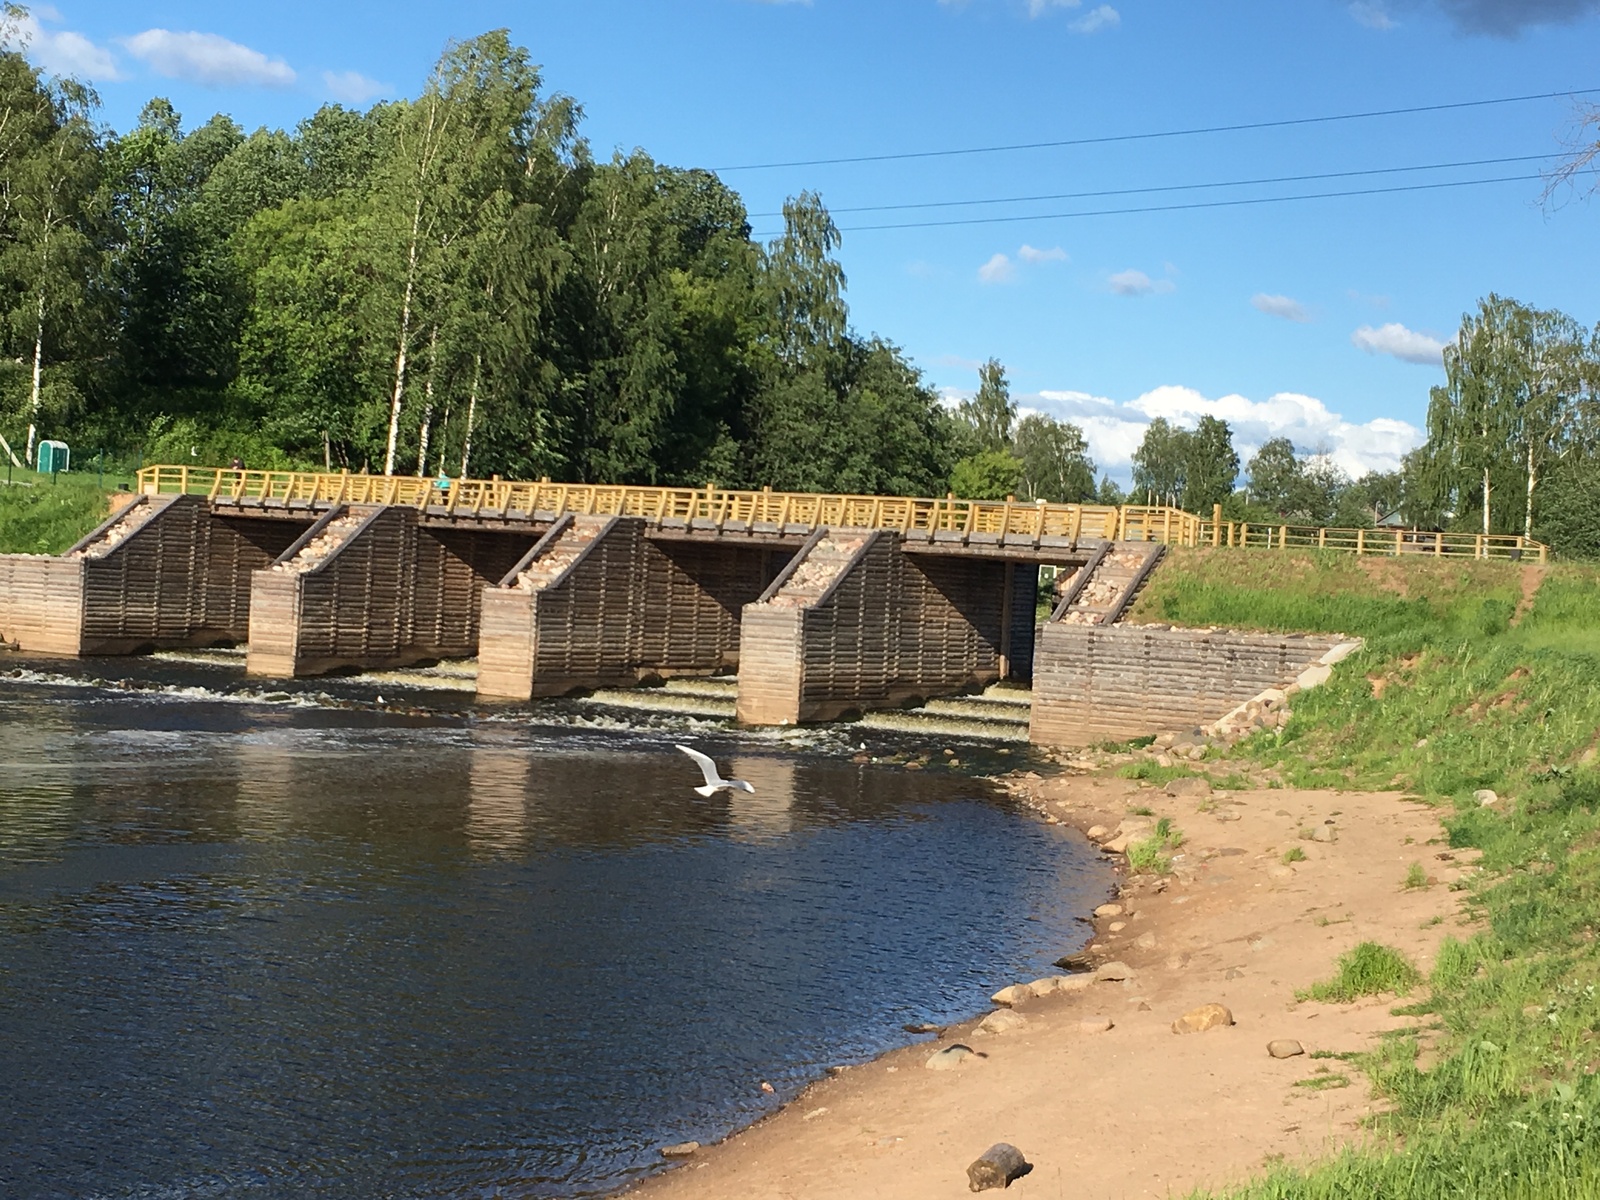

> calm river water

[{"left": 0, "top": 663, "right": 1108, "bottom": 1199}]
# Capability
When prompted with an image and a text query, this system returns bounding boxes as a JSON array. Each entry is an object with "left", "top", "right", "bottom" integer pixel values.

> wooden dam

[{"left": 0, "top": 467, "right": 1544, "bottom": 747}]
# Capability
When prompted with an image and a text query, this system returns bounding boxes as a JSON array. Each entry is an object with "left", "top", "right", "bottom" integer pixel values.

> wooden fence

[{"left": 133, "top": 467, "right": 1546, "bottom": 562}]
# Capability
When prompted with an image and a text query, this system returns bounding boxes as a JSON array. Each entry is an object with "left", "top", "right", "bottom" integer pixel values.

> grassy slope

[
  {"left": 1130, "top": 549, "right": 1600, "bottom": 1199},
  {"left": 0, "top": 477, "right": 116, "bottom": 554}
]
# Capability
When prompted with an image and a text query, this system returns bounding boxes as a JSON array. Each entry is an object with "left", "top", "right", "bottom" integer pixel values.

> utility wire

[
  {"left": 748, "top": 154, "right": 1553, "bottom": 218},
  {"left": 715, "top": 87, "right": 1598, "bottom": 172},
  {"left": 750, "top": 173, "right": 1543, "bottom": 237}
]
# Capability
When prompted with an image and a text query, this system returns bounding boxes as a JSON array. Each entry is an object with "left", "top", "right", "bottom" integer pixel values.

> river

[{"left": 0, "top": 660, "right": 1109, "bottom": 1199}]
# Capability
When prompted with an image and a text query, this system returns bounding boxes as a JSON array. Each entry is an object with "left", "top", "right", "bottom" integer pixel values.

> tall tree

[
  {"left": 957, "top": 358, "right": 1016, "bottom": 453},
  {"left": 1181, "top": 415, "right": 1239, "bottom": 512},
  {"left": 1131, "top": 417, "right": 1188, "bottom": 506},
  {"left": 1246, "top": 437, "right": 1301, "bottom": 513},
  {"left": 1013, "top": 412, "right": 1095, "bottom": 502}
]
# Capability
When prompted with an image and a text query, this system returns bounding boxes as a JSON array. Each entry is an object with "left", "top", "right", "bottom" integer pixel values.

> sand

[{"left": 628, "top": 771, "right": 1475, "bottom": 1200}]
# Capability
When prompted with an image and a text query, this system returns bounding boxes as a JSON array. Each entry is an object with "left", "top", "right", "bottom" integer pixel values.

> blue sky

[{"left": 18, "top": 0, "right": 1600, "bottom": 482}]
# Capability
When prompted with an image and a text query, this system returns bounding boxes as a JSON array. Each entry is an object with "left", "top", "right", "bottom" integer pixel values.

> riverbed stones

[
  {"left": 979, "top": 1008, "right": 1028, "bottom": 1035},
  {"left": 1094, "top": 903, "right": 1124, "bottom": 918},
  {"left": 1094, "top": 960, "right": 1133, "bottom": 982},
  {"left": 1087, "top": 825, "right": 1111, "bottom": 841},
  {"left": 1172, "top": 1003, "right": 1235, "bottom": 1034},
  {"left": 660, "top": 1141, "right": 700, "bottom": 1158},
  {"left": 1268, "top": 1039, "right": 1306, "bottom": 1058},
  {"left": 966, "top": 1143, "right": 1031, "bottom": 1192},
  {"left": 1312, "top": 825, "right": 1338, "bottom": 843},
  {"left": 1079, "top": 1016, "right": 1114, "bottom": 1033},
  {"left": 1027, "top": 975, "right": 1073, "bottom": 997},
  {"left": 990, "top": 984, "right": 1034, "bottom": 1007},
  {"left": 1165, "top": 776, "right": 1213, "bottom": 801},
  {"left": 1134, "top": 931, "right": 1158, "bottom": 950},
  {"left": 926, "top": 1044, "right": 979, "bottom": 1070}
]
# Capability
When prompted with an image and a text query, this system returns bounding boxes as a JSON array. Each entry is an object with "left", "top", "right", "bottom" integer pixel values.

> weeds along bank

[
  {"left": 1129, "top": 548, "right": 1600, "bottom": 1200},
  {"left": 0, "top": 478, "right": 123, "bottom": 555}
]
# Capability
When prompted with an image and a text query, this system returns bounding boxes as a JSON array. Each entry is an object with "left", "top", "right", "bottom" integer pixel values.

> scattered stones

[
  {"left": 1172, "top": 1003, "right": 1235, "bottom": 1034},
  {"left": 1052, "top": 974, "right": 1094, "bottom": 994},
  {"left": 980, "top": 1008, "right": 1028, "bottom": 1035},
  {"left": 1134, "top": 931, "right": 1158, "bottom": 950},
  {"left": 1094, "top": 961, "right": 1133, "bottom": 983},
  {"left": 1268, "top": 1039, "right": 1306, "bottom": 1059},
  {"left": 802, "top": 1106, "right": 829, "bottom": 1121},
  {"left": 1312, "top": 825, "right": 1338, "bottom": 844},
  {"left": 966, "top": 1143, "right": 1031, "bottom": 1192},
  {"left": 1109, "top": 921, "right": 1127, "bottom": 933},
  {"left": 1094, "top": 903, "right": 1124, "bottom": 918},
  {"left": 991, "top": 984, "right": 1034, "bottom": 1007},
  {"left": 1475, "top": 789, "right": 1500, "bottom": 807},
  {"left": 760, "top": 1081, "right": 775, "bottom": 1093},
  {"left": 1079, "top": 1016, "right": 1114, "bottom": 1033},
  {"left": 1054, "top": 951, "right": 1095, "bottom": 972},
  {"left": 1267, "top": 865, "right": 1297, "bottom": 882},
  {"left": 902, "top": 1022, "right": 942, "bottom": 1034},
  {"left": 926, "top": 1044, "right": 980, "bottom": 1071},
  {"left": 1086, "top": 825, "right": 1111, "bottom": 841},
  {"left": 660, "top": 1142, "right": 700, "bottom": 1158}
]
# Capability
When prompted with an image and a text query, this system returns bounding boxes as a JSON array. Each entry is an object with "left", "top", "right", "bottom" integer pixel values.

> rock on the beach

[
  {"left": 926, "top": 1044, "right": 979, "bottom": 1071},
  {"left": 980, "top": 1008, "right": 1028, "bottom": 1035},
  {"left": 1087, "top": 825, "right": 1111, "bottom": 841},
  {"left": 1094, "top": 903, "right": 1124, "bottom": 918},
  {"left": 1166, "top": 777, "right": 1213, "bottom": 800},
  {"left": 1053, "top": 974, "right": 1094, "bottom": 994},
  {"left": 1134, "top": 931, "right": 1158, "bottom": 950},
  {"left": 966, "top": 1143, "right": 1031, "bottom": 1192},
  {"left": 1108, "top": 921, "right": 1127, "bottom": 933},
  {"left": 1312, "top": 825, "right": 1338, "bottom": 844},
  {"left": 1172, "top": 1003, "right": 1235, "bottom": 1034},
  {"left": 1079, "top": 1016, "right": 1114, "bottom": 1033},
  {"left": 1094, "top": 961, "right": 1133, "bottom": 982},
  {"left": 660, "top": 1141, "right": 700, "bottom": 1158},
  {"left": 1028, "top": 976, "right": 1071, "bottom": 997},
  {"left": 1268, "top": 1039, "right": 1306, "bottom": 1058},
  {"left": 990, "top": 984, "right": 1034, "bottom": 1007}
]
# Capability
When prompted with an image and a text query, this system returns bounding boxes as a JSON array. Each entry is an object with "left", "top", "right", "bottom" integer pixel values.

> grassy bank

[
  {"left": 1137, "top": 549, "right": 1600, "bottom": 1199},
  {"left": 0, "top": 476, "right": 118, "bottom": 554}
]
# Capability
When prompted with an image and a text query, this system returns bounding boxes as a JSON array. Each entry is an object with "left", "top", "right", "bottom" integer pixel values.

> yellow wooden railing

[{"left": 134, "top": 466, "right": 1547, "bottom": 561}]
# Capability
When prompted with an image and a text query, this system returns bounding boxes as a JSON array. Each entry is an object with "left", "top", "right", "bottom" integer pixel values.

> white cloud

[
  {"left": 1108, "top": 268, "right": 1175, "bottom": 297},
  {"left": 1027, "top": 0, "right": 1081, "bottom": 15},
  {"left": 1351, "top": 322, "right": 1446, "bottom": 366},
  {"left": 1251, "top": 293, "right": 1311, "bottom": 323},
  {"left": 1026, "top": 384, "right": 1422, "bottom": 480},
  {"left": 322, "top": 69, "right": 390, "bottom": 105},
  {"left": 1349, "top": 2, "right": 1397, "bottom": 28},
  {"left": 978, "top": 252, "right": 1017, "bottom": 284},
  {"left": 13, "top": 9, "right": 121, "bottom": 80},
  {"left": 1070, "top": 3, "right": 1121, "bottom": 31},
  {"left": 122, "top": 29, "right": 296, "bottom": 88},
  {"left": 1018, "top": 243, "right": 1069, "bottom": 264}
]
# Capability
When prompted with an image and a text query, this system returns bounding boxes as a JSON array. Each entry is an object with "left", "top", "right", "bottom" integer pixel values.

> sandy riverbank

[{"left": 628, "top": 769, "right": 1477, "bottom": 1200}]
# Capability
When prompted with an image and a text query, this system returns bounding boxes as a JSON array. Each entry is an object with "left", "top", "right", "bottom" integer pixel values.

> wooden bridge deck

[{"left": 136, "top": 466, "right": 1547, "bottom": 562}]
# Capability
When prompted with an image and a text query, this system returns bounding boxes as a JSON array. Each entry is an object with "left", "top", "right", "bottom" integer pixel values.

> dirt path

[
  {"left": 1513, "top": 563, "right": 1547, "bottom": 626},
  {"left": 629, "top": 774, "right": 1475, "bottom": 1200}
]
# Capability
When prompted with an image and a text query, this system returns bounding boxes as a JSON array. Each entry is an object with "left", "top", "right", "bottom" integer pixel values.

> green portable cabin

[{"left": 36, "top": 440, "right": 68, "bottom": 474}]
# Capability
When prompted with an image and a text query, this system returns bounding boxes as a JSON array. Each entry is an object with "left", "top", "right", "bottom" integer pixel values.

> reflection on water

[{"left": 0, "top": 678, "right": 1109, "bottom": 1200}]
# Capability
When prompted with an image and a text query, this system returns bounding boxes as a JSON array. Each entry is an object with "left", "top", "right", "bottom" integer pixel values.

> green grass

[
  {"left": 1298, "top": 941, "right": 1422, "bottom": 1003},
  {"left": 1405, "top": 861, "right": 1430, "bottom": 890},
  {"left": 1282, "top": 846, "right": 1307, "bottom": 864},
  {"left": 1154, "top": 551, "right": 1600, "bottom": 1199},
  {"left": 0, "top": 475, "right": 119, "bottom": 554},
  {"left": 1127, "top": 817, "right": 1185, "bottom": 874}
]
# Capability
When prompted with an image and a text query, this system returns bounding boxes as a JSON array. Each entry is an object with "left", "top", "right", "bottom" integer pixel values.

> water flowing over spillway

[{"left": 0, "top": 664, "right": 1109, "bottom": 1199}]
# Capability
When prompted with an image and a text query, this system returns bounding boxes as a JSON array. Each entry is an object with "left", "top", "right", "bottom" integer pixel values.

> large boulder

[{"left": 1172, "top": 1003, "right": 1235, "bottom": 1034}]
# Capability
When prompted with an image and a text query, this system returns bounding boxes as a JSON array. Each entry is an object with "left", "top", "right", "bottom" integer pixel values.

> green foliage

[
  {"left": 1282, "top": 846, "right": 1307, "bottom": 864},
  {"left": 955, "top": 358, "right": 1015, "bottom": 454},
  {"left": 1404, "top": 861, "right": 1429, "bottom": 889},
  {"left": 1127, "top": 818, "right": 1185, "bottom": 874},
  {"left": 1298, "top": 942, "right": 1422, "bottom": 1002},
  {"left": 0, "top": 476, "right": 112, "bottom": 553},
  {"left": 1013, "top": 411, "right": 1096, "bottom": 503},
  {"left": 950, "top": 449, "right": 1024, "bottom": 500}
]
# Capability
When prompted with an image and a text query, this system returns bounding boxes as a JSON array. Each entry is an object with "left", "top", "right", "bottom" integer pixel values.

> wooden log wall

[
  {"left": 1029, "top": 623, "right": 1342, "bottom": 748},
  {"left": 413, "top": 527, "right": 543, "bottom": 657},
  {"left": 736, "top": 535, "right": 1047, "bottom": 725},
  {"left": 0, "top": 555, "right": 85, "bottom": 654},
  {"left": 638, "top": 540, "right": 785, "bottom": 673},
  {"left": 247, "top": 506, "right": 420, "bottom": 677}
]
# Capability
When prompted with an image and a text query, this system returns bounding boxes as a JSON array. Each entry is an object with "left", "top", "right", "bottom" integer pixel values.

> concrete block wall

[{"left": 1029, "top": 623, "right": 1344, "bottom": 747}]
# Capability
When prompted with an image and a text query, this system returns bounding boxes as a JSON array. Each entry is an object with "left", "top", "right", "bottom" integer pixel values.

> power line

[
  {"left": 750, "top": 173, "right": 1543, "bottom": 237},
  {"left": 748, "top": 154, "right": 1553, "bottom": 219},
  {"left": 715, "top": 87, "right": 1598, "bottom": 173}
]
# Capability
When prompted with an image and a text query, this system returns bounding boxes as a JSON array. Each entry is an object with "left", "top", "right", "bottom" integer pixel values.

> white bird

[{"left": 676, "top": 744, "right": 756, "bottom": 797}]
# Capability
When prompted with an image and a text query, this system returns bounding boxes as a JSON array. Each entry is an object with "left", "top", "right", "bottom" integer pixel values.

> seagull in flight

[{"left": 676, "top": 744, "right": 756, "bottom": 797}]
